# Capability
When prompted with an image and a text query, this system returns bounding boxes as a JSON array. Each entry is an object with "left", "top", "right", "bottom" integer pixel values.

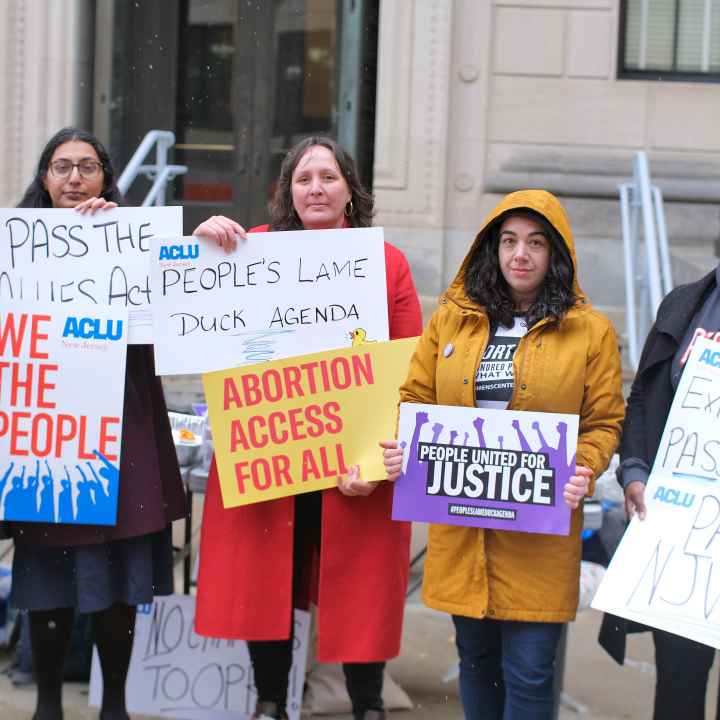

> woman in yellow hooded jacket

[{"left": 382, "top": 190, "right": 624, "bottom": 719}]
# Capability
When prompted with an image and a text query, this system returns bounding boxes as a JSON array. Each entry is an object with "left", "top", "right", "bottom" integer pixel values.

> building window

[{"left": 619, "top": 0, "right": 720, "bottom": 80}]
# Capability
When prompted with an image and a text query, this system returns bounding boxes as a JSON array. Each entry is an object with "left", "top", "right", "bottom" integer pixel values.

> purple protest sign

[{"left": 391, "top": 403, "right": 579, "bottom": 536}]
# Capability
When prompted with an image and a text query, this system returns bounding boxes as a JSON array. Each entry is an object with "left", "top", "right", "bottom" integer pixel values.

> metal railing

[
  {"left": 620, "top": 152, "right": 673, "bottom": 370},
  {"left": 117, "top": 130, "right": 188, "bottom": 207}
]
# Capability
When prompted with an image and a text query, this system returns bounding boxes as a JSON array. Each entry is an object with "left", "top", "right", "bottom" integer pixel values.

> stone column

[
  {"left": 373, "top": 0, "right": 494, "bottom": 310},
  {"left": 372, "top": 0, "right": 454, "bottom": 304},
  {"left": 0, "top": 0, "right": 94, "bottom": 206}
]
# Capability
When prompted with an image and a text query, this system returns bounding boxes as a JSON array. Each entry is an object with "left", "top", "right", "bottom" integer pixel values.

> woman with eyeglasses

[{"left": 9, "top": 127, "right": 186, "bottom": 720}]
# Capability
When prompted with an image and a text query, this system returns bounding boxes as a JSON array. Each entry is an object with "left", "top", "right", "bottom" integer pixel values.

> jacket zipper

[
  {"left": 469, "top": 314, "right": 490, "bottom": 405},
  {"left": 507, "top": 318, "right": 550, "bottom": 408}
]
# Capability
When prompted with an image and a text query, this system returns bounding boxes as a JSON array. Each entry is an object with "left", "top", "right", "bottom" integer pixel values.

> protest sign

[
  {"left": 0, "top": 207, "right": 182, "bottom": 344},
  {"left": 0, "top": 300, "right": 127, "bottom": 525},
  {"left": 90, "top": 595, "right": 310, "bottom": 720},
  {"left": 150, "top": 227, "right": 389, "bottom": 375},
  {"left": 203, "top": 337, "right": 417, "bottom": 508},
  {"left": 391, "top": 403, "right": 579, "bottom": 535},
  {"left": 592, "top": 337, "right": 720, "bottom": 647}
]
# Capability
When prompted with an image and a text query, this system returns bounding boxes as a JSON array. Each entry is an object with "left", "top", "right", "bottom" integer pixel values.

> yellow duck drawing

[{"left": 349, "top": 328, "right": 376, "bottom": 346}]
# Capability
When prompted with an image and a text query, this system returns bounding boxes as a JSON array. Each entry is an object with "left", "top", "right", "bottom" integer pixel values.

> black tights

[
  {"left": 652, "top": 629, "right": 715, "bottom": 720},
  {"left": 247, "top": 492, "right": 385, "bottom": 715},
  {"left": 29, "top": 603, "right": 137, "bottom": 720},
  {"left": 247, "top": 638, "right": 385, "bottom": 715}
]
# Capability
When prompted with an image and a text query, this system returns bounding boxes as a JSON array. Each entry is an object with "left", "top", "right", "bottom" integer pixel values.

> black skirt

[{"left": 10, "top": 525, "right": 174, "bottom": 613}]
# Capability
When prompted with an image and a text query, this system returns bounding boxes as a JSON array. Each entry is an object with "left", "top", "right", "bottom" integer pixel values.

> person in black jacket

[{"left": 599, "top": 267, "right": 720, "bottom": 720}]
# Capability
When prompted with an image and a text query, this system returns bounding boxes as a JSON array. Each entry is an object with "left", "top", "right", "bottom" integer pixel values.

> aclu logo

[
  {"left": 653, "top": 485, "right": 695, "bottom": 508},
  {"left": 62, "top": 317, "right": 124, "bottom": 341},
  {"left": 699, "top": 347, "right": 720, "bottom": 368},
  {"left": 159, "top": 243, "right": 199, "bottom": 260}
]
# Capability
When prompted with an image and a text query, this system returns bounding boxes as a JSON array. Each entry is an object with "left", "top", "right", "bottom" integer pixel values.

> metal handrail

[
  {"left": 620, "top": 152, "right": 673, "bottom": 370},
  {"left": 117, "top": 130, "right": 188, "bottom": 206}
]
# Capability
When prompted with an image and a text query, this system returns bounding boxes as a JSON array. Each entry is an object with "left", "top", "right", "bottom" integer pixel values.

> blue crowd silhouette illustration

[
  {"left": 400, "top": 410, "right": 575, "bottom": 493},
  {"left": 0, "top": 450, "right": 120, "bottom": 524}
]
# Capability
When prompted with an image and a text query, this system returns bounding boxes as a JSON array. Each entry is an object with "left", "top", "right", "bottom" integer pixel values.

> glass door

[
  {"left": 175, "top": 0, "right": 241, "bottom": 232},
  {"left": 175, "top": 0, "right": 346, "bottom": 232}
]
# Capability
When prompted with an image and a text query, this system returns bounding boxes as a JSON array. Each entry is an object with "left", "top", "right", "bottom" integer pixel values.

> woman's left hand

[
  {"left": 74, "top": 196, "right": 118, "bottom": 214},
  {"left": 563, "top": 465, "right": 593, "bottom": 509},
  {"left": 337, "top": 464, "right": 379, "bottom": 497}
]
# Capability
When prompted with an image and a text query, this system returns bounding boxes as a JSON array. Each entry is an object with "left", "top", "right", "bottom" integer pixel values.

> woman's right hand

[
  {"left": 380, "top": 440, "right": 404, "bottom": 481},
  {"left": 192, "top": 215, "right": 247, "bottom": 253},
  {"left": 74, "top": 196, "right": 118, "bottom": 214},
  {"left": 624, "top": 480, "right": 647, "bottom": 520}
]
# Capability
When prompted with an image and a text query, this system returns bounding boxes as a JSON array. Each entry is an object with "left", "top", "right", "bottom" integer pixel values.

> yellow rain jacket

[{"left": 400, "top": 190, "right": 624, "bottom": 622}]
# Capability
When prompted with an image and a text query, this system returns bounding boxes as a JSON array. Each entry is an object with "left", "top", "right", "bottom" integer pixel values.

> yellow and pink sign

[{"left": 203, "top": 337, "right": 417, "bottom": 507}]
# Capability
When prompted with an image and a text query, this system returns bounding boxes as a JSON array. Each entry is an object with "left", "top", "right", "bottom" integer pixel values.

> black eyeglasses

[{"left": 48, "top": 159, "right": 103, "bottom": 180}]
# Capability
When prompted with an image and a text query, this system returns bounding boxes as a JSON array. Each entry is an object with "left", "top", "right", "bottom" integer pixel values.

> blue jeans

[{"left": 452, "top": 615, "right": 563, "bottom": 720}]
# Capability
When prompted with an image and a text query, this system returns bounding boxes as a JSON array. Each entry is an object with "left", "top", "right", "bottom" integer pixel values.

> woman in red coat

[{"left": 192, "top": 136, "right": 422, "bottom": 720}]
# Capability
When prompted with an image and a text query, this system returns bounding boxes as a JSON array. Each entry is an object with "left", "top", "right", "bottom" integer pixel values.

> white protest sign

[
  {"left": 0, "top": 300, "right": 127, "bottom": 525},
  {"left": 592, "top": 337, "right": 720, "bottom": 647},
  {"left": 90, "top": 594, "right": 310, "bottom": 719},
  {"left": 0, "top": 207, "right": 183, "bottom": 344},
  {"left": 149, "top": 227, "right": 389, "bottom": 375},
  {"left": 653, "top": 336, "right": 720, "bottom": 481}
]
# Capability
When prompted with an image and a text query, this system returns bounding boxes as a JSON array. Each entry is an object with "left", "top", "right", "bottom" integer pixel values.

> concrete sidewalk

[
  {"left": 2, "top": 604, "right": 718, "bottom": 719},
  {"left": 1, "top": 496, "right": 718, "bottom": 720}
]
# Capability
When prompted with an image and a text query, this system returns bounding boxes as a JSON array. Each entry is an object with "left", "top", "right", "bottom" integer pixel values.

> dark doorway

[{"left": 96, "top": 0, "right": 379, "bottom": 233}]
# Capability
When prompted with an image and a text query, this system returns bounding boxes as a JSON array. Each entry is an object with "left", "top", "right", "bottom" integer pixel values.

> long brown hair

[{"left": 269, "top": 136, "right": 373, "bottom": 230}]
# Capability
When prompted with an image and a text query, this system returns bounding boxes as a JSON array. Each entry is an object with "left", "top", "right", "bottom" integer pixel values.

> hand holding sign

[
  {"left": 625, "top": 480, "right": 648, "bottom": 520},
  {"left": 192, "top": 214, "right": 247, "bottom": 253},
  {"left": 380, "top": 439, "right": 403, "bottom": 482},
  {"left": 74, "top": 196, "right": 119, "bottom": 215},
  {"left": 563, "top": 465, "right": 592, "bottom": 509},
  {"left": 337, "top": 464, "right": 379, "bottom": 497}
]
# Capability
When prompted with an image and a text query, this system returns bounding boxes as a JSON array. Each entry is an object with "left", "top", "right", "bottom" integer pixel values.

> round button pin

[{"left": 443, "top": 343, "right": 454, "bottom": 358}]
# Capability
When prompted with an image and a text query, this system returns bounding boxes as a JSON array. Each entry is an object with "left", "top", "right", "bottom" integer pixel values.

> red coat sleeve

[{"left": 384, "top": 242, "right": 423, "bottom": 339}]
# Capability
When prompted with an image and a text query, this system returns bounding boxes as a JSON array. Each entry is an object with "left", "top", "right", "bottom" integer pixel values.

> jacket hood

[{"left": 445, "top": 189, "right": 586, "bottom": 311}]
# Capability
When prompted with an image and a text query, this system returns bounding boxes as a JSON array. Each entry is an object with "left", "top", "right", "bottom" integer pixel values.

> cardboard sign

[
  {"left": 0, "top": 301, "right": 127, "bottom": 524},
  {"left": 203, "top": 338, "right": 417, "bottom": 507},
  {"left": 150, "top": 227, "right": 389, "bottom": 375},
  {"left": 592, "top": 337, "right": 720, "bottom": 647},
  {"left": 89, "top": 595, "right": 310, "bottom": 720},
  {"left": 0, "top": 207, "right": 183, "bottom": 344},
  {"left": 391, "top": 403, "right": 579, "bottom": 535}
]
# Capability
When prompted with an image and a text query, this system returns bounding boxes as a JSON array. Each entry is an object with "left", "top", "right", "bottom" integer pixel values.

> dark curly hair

[
  {"left": 269, "top": 136, "right": 373, "bottom": 230},
  {"left": 17, "top": 127, "right": 123, "bottom": 208},
  {"left": 464, "top": 209, "right": 578, "bottom": 329}
]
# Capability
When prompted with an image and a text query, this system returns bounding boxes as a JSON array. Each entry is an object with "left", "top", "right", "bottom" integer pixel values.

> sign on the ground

[{"left": 90, "top": 595, "right": 309, "bottom": 720}]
